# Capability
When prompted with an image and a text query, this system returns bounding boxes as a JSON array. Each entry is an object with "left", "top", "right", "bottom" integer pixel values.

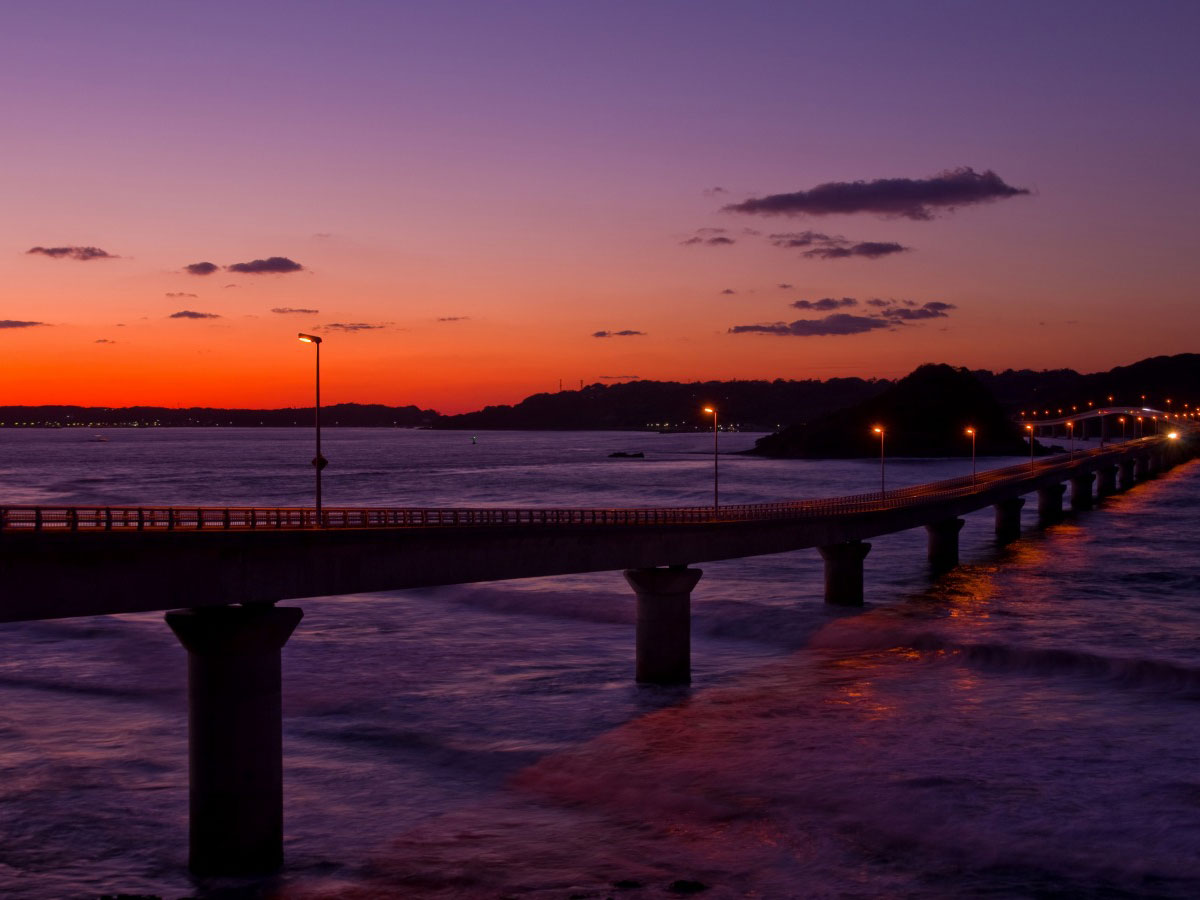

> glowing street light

[
  {"left": 1118, "top": 416, "right": 1126, "bottom": 440},
  {"left": 703, "top": 406, "right": 718, "bottom": 512},
  {"left": 1066, "top": 420, "right": 1074, "bottom": 455},
  {"left": 1025, "top": 424, "right": 1034, "bottom": 471},
  {"left": 1137, "top": 415, "right": 1144, "bottom": 437},
  {"left": 965, "top": 427, "right": 976, "bottom": 487},
  {"left": 1167, "top": 431, "right": 1180, "bottom": 440},
  {"left": 298, "top": 332, "right": 327, "bottom": 523},
  {"left": 873, "top": 426, "right": 886, "bottom": 494}
]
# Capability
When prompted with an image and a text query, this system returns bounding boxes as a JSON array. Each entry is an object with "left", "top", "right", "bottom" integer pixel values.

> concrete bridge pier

[
  {"left": 925, "top": 517, "right": 965, "bottom": 572},
  {"left": 1118, "top": 458, "right": 1136, "bottom": 490},
  {"left": 818, "top": 541, "right": 871, "bottom": 606},
  {"left": 993, "top": 497, "right": 1025, "bottom": 543},
  {"left": 1070, "top": 472, "right": 1096, "bottom": 511},
  {"left": 165, "top": 604, "right": 303, "bottom": 876},
  {"left": 1038, "top": 483, "right": 1067, "bottom": 524},
  {"left": 1097, "top": 465, "right": 1119, "bottom": 497},
  {"left": 624, "top": 566, "right": 702, "bottom": 685},
  {"left": 1139, "top": 454, "right": 1158, "bottom": 479}
]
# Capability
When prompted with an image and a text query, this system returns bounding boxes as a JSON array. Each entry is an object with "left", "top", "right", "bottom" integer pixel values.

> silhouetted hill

[
  {"left": 433, "top": 378, "right": 887, "bottom": 431},
  {"left": 751, "top": 364, "right": 1033, "bottom": 458},
  {"left": 976, "top": 354, "right": 1200, "bottom": 412}
]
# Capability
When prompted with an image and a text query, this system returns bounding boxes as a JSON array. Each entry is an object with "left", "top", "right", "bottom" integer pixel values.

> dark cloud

[
  {"left": 804, "top": 241, "right": 909, "bottom": 260},
  {"left": 223, "top": 283, "right": 237, "bottom": 289},
  {"left": 702, "top": 187, "right": 728, "bottom": 196},
  {"left": 769, "top": 231, "right": 837, "bottom": 248},
  {"left": 593, "top": 329, "right": 645, "bottom": 338},
  {"left": 865, "top": 298, "right": 894, "bottom": 307},
  {"left": 169, "top": 310, "right": 221, "bottom": 319},
  {"left": 227, "top": 256, "right": 304, "bottom": 274},
  {"left": 27, "top": 246, "right": 116, "bottom": 261},
  {"left": 769, "top": 231, "right": 908, "bottom": 260},
  {"left": 437, "top": 316, "right": 469, "bottom": 322},
  {"left": 720, "top": 288, "right": 737, "bottom": 295},
  {"left": 880, "top": 301, "right": 957, "bottom": 321},
  {"left": 729, "top": 314, "right": 891, "bottom": 337},
  {"left": 777, "top": 283, "right": 793, "bottom": 290},
  {"left": 681, "top": 227, "right": 735, "bottom": 247},
  {"left": 0, "top": 319, "right": 45, "bottom": 329},
  {"left": 323, "top": 322, "right": 384, "bottom": 332},
  {"left": 725, "top": 167, "right": 1030, "bottom": 220},
  {"left": 166, "top": 292, "right": 198, "bottom": 299},
  {"left": 271, "top": 307, "right": 319, "bottom": 314},
  {"left": 94, "top": 338, "right": 115, "bottom": 344},
  {"left": 185, "top": 261, "right": 219, "bottom": 276},
  {"left": 791, "top": 297, "right": 857, "bottom": 311}
]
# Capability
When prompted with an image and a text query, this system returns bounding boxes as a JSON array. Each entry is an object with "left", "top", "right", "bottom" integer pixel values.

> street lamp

[
  {"left": 1118, "top": 416, "right": 1126, "bottom": 440},
  {"left": 1066, "top": 420, "right": 1074, "bottom": 455},
  {"left": 703, "top": 406, "right": 718, "bottom": 512},
  {"left": 872, "top": 426, "right": 885, "bottom": 494},
  {"left": 1025, "top": 424, "right": 1034, "bottom": 471},
  {"left": 298, "top": 333, "right": 327, "bottom": 523},
  {"left": 965, "top": 427, "right": 976, "bottom": 487}
]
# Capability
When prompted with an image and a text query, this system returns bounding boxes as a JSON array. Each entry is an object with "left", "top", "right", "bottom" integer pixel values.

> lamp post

[
  {"left": 965, "top": 427, "right": 976, "bottom": 487},
  {"left": 297, "top": 333, "right": 327, "bottom": 523},
  {"left": 1066, "top": 420, "right": 1074, "bottom": 455},
  {"left": 872, "top": 425, "right": 885, "bottom": 494},
  {"left": 1025, "top": 424, "right": 1034, "bottom": 471},
  {"left": 703, "top": 406, "right": 718, "bottom": 512},
  {"left": 1119, "top": 416, "right": 1126, "bottom": 440}
]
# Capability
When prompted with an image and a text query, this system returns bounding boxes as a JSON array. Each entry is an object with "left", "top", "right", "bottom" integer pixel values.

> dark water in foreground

[{"left": 0, "top": 428, "right": 1197, "bottom": 899}]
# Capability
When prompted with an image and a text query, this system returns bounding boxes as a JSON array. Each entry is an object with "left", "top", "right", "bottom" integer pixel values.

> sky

[{"left": 2, "top": 0, "right": 1198, "bottom": 413}]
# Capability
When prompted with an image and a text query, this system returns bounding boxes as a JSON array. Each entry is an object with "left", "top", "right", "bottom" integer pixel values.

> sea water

[{"left": 0, "top": 428, "right": 1196, "bottom": 899}]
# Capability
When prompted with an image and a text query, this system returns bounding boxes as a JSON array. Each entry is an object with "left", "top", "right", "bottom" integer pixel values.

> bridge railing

[{"left": 0, "top": 436, "right": 1167, "bottom": 533}]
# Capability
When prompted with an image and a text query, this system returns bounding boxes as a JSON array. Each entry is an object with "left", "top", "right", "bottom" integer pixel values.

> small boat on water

[
  {"left": 608, "top": 450, "right": 644, "bottom": 458},
  {"left": 87, "top": 434, "right": 109, "bottom": 443}
]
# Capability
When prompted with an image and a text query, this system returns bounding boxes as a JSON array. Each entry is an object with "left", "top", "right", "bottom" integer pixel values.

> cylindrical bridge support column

[
  {"left": 1038, "top": 483, "right": 1066, "bottom": 524},
  {"left": 1141, "top": 453, "right": 1159, "bottom": 479},
  {"left": 166, "top": 604, "right": 303, "bottom": 876},
  {"left": 1070, "top": 471, "right": 1095, "bottom": 511},
  {"left": 925, "top": 517, "right": 965, "bottom": 572},
  {"left": 624, "top": 566, "right": 702, "bottom": 685},
  {"left": 993, "top": 497, "right": 1025, "bottom": 543},
  {"left": 1118, "top": 458, "right": 1136, "bottom": 490},
  {"left": 818, "top": 540, "right": 871, "bottom": 606},
  {"left": 1096, "top": 465, "right": 1118, "bottom": 497}
]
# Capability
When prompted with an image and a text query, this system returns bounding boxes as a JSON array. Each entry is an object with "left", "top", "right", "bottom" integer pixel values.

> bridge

[{"left": 0, "top": 432, "right": 1193, "bottom": 875}]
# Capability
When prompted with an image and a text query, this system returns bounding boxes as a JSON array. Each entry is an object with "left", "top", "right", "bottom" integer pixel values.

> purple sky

[{"left": 2, "top": 1, "right": 1198, "bottom": 410}]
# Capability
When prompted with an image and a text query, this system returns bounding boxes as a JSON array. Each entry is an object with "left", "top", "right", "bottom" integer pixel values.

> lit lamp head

[
  {"left": 1025, "top": 424, "right": 1033, "bottom": 432},
  {"left": 703, "top": 407, "right": 715, "bottom": 414},
  {"left": 1168, "top": 431, "right": 1180, "bottom": 440},
  {"left": 965, "top": 427, "right": 975, "bottom": 436},
  {"left": 872, "top": 425, "right": 883, "bottom": 435},
  {"left": 298, "top": 332, "right": 322, "bottom": 344}
]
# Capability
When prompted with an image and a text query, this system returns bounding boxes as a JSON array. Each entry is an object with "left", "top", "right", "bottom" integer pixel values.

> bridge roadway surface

[{"left": 0, "top": 435, "right": 1179, "bottom": 624}]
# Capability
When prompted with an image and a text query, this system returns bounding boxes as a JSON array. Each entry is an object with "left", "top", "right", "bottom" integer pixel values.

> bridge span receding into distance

[{"left": 0, "top": 431, "right": 1194, "bottom": 875}]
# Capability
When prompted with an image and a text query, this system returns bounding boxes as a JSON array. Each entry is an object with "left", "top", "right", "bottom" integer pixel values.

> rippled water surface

[{"left": 0, "top": 428, "right": 1197, "bottom": 899}]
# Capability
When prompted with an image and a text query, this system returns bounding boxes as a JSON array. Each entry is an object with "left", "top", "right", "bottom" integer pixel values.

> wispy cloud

[
  {"left": 729, "top": 314, "right": 890, "bottom": 337},
  {"left": 94, "top": 338, "right": 116, "bottom": 344},
  {"left": 322, "top": 322, "right": 384, "bottom": 332},
  {"left": 770, "top": 231, "right": 908, "bottom": 260},
  {"left": 720, "top": 288, "right": 737, "bottom": 295},
  {"left": 777, "top": 283, "right": 793, "bottom": 290},
  {"left": 599, "top": 374, "right": 639, "bottom": 380},
  {"left": 0, "top": 319, "right": 46, "bottom": 329},
  {"left": 725, "top": 167, "right": 1029, "bottom": 221},
  {"left": 879, "top": 301, "right": 956, "bottom": 320},
  {"left": 166, "top": 292, "right": 198, "bottom": 299},
  {"left": 593, "top": 329, "right": 645, "bottom": 338},
  {"left": 681, "top": 227, "right": 736, "bottom": 247},
  {"left": 791, "top": 297, "right": 857, "bottom": 311},
  {"left": 169, "top": 310, "right": 220, "bottom": 319},
  {"left": 185, "top": 261, "right": 219, "bottom": 276},
  {"left": 271, "top": 307, "right": 319, "bottom": 314},
  {"left": 437, "top": 316, "right": 470, "bottom": 322},
  {"left": 227, "top": 256, "right": 304, "bottom": 274},
  {"left": 27, "top": 246, "right": 117, "bottom": 261}
]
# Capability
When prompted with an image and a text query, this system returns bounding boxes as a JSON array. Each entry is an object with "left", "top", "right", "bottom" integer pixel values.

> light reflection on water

[{"left": 0, "top": 429, "right": 1196, "bottom": 898}]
